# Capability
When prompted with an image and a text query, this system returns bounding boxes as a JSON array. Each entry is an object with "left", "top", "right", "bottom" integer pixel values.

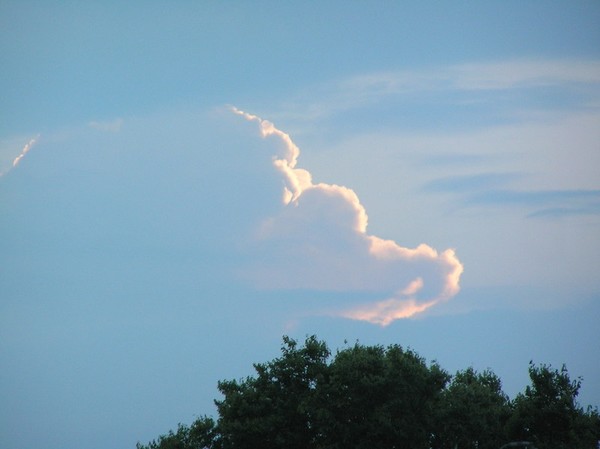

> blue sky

[{"left": 1, "top": 2, "right": 600, "bottom": 448}]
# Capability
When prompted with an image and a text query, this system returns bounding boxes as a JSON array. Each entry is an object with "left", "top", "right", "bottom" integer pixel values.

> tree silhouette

[
  {"left": 137, "top": 337, "right": 600, "bottom": 449},
  {"left": 506, "top": 362, "right": 600, "bottom": 449}
]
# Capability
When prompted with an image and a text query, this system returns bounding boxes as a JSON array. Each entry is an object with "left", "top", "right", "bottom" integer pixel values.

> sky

[{"left": 1, "top": 1, "right": 600, "bottom": 448}]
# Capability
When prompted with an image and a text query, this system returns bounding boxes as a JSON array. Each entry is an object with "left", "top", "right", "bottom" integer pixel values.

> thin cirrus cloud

[
  {"left": 338, "top": 59, "right": 600, "bottom": 101},
  {"left": 468, "top": 188, "right": 600, "bottom": 218},
  {"left": 422, "top": 174, "right": 600, "bottom": 218},
  {"left": 232, "top": 107, "right": 464, "bottom": 326},
  {"left": 88, "top": 118, "right": 124, "bottom": 133},
  {"left": 276, "top": 58, "right": 600, "bottom": 123},
  {"left": 422, "top": 172, "right": 522, "bottom": 194}
]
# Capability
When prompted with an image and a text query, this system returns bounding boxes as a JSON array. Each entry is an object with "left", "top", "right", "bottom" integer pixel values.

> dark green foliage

[
  {"left": 432, "top": 367, "right": 511, "bottom": 449},
  {"left": 215, "top": 335, "right": 329, "bottom": 449},
  {"left": 506, "top": 362, "right": 600, "bottom": 449},
  {"left": 138, "top": 336, "right": 600, "bottom": 449},
  {"left": 136, "top": 416, "right": 217, "bottom": 449},
  {"left": 315, "top": 343, "right": 449, "bottom": 449}
]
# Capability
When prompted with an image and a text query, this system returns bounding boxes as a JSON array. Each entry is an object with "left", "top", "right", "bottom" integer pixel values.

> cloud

[
  {"left": 88, "top": 118, "right": 123, "bottom": 132},
  {"left": 338, "top": 59, "right": 600, "bottom": 102},
  {"left": 1, "top": 107, "right": 463, "bottom": 326},
  {"left": 449, "top": 60, "right": 600, "bottom": 90},
  {"left": 12, "top": 137, "right": 38, "bottom": 167},
  {"left": 422, "top": 173, "right": 600, "bottom": 218},
  {"left": 468, "top": 188, "right": 600, "bottom": 218},
  {"left": 0, "top": 135, "right": 40, "bottom": 176},
  {"left": 273, "top": 58, "right": 600, "bottom": 125},
  {"left": 233, "top": 108, "right": 464, "bottom": 325},
  {"left": 422, "top": 172, "right": 522, "bottom": 193}
]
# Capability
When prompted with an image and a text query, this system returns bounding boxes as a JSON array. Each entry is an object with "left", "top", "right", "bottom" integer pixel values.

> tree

[
  {"left": 215, "top": 337, "right": 449, "bottom": 449},
  {"left": 136, "top": 416, "right": 218, "bottom": 449},
  {"left": 137, "top": 338, "right": 600, "bottom": 449},
  {"left": 432, "top": 367, "right": 511, "bottom": 449},
  {"left": 315, "top": 343, "right": 449, "bottom": 449},
  {"left": 215, "top": 335, "right": 329, "bottom": 449},
  {"left": 506, "top": 362, "right": 600, "bottom": 449}
]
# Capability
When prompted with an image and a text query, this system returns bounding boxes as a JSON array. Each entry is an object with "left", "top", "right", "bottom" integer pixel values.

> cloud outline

[{"left": 232, "top": 107, "right": 464, "bottom": 325}]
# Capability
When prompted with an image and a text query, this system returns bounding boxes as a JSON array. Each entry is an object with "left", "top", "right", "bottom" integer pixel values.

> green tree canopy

[
  {"left": 506, "top": 362, "right": 600, "bottom": 449},
  {"left": 137, "top": 336, "right": 600, "bottom": 449},
  {"left": 433, "top": 367, "right": 511, "bottom": 449},
  {"left": 315, "top": 343, "right": 449, "bottom": 449},
  {"left": 215, "top": 335, "right": 329, "bottom": 449},
  {"left": 136, "top": 416, "right": 217, "bottom": 449}
]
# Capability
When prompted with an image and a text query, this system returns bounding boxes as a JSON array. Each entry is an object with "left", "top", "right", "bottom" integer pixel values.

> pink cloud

[{"left": 233, "top": 107, "right": 464, "bottom": 325}]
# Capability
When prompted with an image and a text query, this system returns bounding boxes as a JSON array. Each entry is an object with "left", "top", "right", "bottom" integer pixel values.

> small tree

[
  {"left": 506, "top": 362, "right": 600, "bottom": 449},
  {"left": 432, "top": 367, "right": 510, "bottom": 449},
  {"left": 215, "top": 335, "right": 330, "bottom": 449},
  {"left": 136, "top": 416, "right": 218, "bottom": 449},
  {"left": 315, "top": 343, "right": 449, "bottom": 449}
]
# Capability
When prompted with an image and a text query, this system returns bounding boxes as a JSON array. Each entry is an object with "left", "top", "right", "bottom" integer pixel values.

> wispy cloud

[
  {"left": 423, "top": 174, "right": 600, "bottom": 218},
  {"left": 338, "top": 59, "right": 600, "bottom": 103},
  {"left": 12, "top": 136, "right": 39, "bottom": 168},
  {"left": 275, "top": 58, "right": 600, "bottom": 124},
  {"left": 0, "top": 135, "right": 40, "bottom": 176},
  {"left": 449, "top": 60, "right": 600, "bottom": 90},
  {"left": 419, "top": 156, "right": 600, "bottom": 215},
  {"left": 233, "top": 107, "right": 464, "bottom": 325},
  {"left": 88, "top": 118, "right": 123, "bottom": 132},
  {"left": 468, "top": 188, "right": 600, "bottom": 218},
  {"left": 422, "top": 172, "right": 522, "bottom": 193}
]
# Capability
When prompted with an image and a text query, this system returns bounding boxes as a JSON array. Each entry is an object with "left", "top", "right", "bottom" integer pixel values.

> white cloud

[
  {"left": 12, "top": 136, "right": 38, "bottom": 167},
  {"left": 341, "top": 59, "right": 600, "bottom": 94},
  {"left": 88, "top": 118, "right": 124, "bottom": 132},
  {"left": 294, "top": 104, "right": 600, "bottom": 298},
  {"left": 273, "top": 58, "right": 600, "bottom": 124},
  {"left": 0, "top": 135, "right": 40, "bottom": 176},
  {"left": 344, "top": 59, "right": 600, "bottom": 100},
  {"left": 449, "top": 59, "right": 600, "bottom": 90},
  {"left": 233, "top": 108, "right": 464, "bottom": 325}
]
